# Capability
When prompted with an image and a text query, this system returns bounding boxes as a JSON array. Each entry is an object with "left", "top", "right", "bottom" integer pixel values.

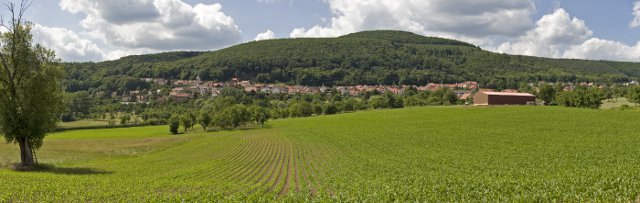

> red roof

[
  {"left": 170, "top": 92, "right": 191, "bottom": 98},
  {"left": 482, "top": 92, "right": 535, "bottom": 97}
]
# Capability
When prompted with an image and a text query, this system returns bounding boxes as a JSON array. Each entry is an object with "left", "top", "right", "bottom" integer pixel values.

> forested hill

[{"left": 64, "top": 30, "right": 640, "bottom": 92}]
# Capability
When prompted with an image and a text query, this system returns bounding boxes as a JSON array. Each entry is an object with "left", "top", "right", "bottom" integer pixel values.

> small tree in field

[
  {"left": 213, "top": 109, "right": 233, "bottom": 130},
  {"left": 225, "top": 104, "right": 250, "bottom": 128},
  {"left": 169, "top": 116, "right": 180, "bottom": 134},
  {"left": 187, "top": 112, "right": 196, "bottom": 129},
  {"left": 368, "top": 96, "right": 388, "bottom": 109},
  {"left": 249, "top": 105, "right": 270, "bottom": 127},
  {"left": 537, "top": 84, "right": 557, "bottom": 105},
  {"left": 627, "top": 85, "right": 640, "bottom": 105},
  {"left": 198, "top": 111, "right": 212, "bottom": 131},
  {"left": 323, "top": 102, "right": 339, "bottom": 115},
  {"left": 180, "top": 114, "right": 192, "bottom": 132},
  {"left": 120, "top": 114, "right": 131, "bottom": 125},
  {"left": 0, "top": 1, "right": 65, "bottom": 167}
]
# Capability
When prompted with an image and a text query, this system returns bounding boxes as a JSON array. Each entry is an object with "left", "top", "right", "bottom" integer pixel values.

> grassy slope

[{"left": 1, "top": 107, "right": 640, "bottom": 201}]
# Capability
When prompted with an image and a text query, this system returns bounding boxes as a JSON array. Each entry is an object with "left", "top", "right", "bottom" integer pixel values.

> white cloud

[
  {"left": 497, "top": 8, "right": 592, "bottom": 58},
  {"left": 58, "top": 0, "right": 241, "bottom": 52},
  {"left": 290, "top": 0, "right": 536, "bottom": 45},
  {"left": 255, "top": 30, "right": 276, "bottom": 41},
  {"left": 257, "top": 0, "right": 281, "bottom": 3},
  {"left": 32, "top": 0, "right": 640, "bottom": 62},
  {"left": 30, "top": 0, "right": 242, "bottom": 61},
  {"left": 31, "top": 24, "right": 107, "bottom": 62},
  {"left": 631, "top": 1, "right": 640, "bottom": 28},
  {"left": 31, "top": 24, "right": 156, "bottom": 62},
  {"left": 496, "top": 8, "right": 640, "bottom": 62},
  {"left": 258, "top": 0, "right": 295, "bottom": 5},
  {"left": 563, "top": 38, "right": 640, "bottom": 61}
]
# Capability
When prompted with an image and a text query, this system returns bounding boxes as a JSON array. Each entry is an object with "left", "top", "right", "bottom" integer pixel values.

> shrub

[
  {"left": 619, "top": 104, "right": 633, "bottom": 111},
  {"left": 169, "top": 116, "right": 180, "bottom": 134}
]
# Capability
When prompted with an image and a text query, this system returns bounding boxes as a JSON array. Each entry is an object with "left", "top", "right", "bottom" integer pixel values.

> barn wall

[
  {"left": 473, "top": 93, "right": 489, "bottom": 105},
  {"left": 487, "top": 95, "right": 535, "bottom": 105}
]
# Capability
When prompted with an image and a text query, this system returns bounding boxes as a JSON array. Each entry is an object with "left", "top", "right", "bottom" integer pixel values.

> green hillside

[
  {"left": 63, "top": 30, "right": 640, "bottom": 92},
  {"left": 1, "top": 107, "right": 640, "bottom": 201},
  {"left": 339, "top": 30, "right": 476, "bottom": 47}
]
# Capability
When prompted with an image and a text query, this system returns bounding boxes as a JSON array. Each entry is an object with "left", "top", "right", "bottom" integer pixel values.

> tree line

[
  {"left": 535, "top": 84, "right": 640, "bottom": 109},
  {"left": 160, "top": 87, "right": 460, "bottom": 133}
]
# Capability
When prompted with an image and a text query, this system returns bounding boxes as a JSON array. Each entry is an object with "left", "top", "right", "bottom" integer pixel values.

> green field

[
  {"left": 601, "top": 97, "right": 637, "bottom": 109},
  {"left": 58, "top": 114, "right": 144, "bottom": 130},
  {"left": 58, "top": 119, "right": 111, "bottom": 129},
  {"left": 1, "top": 106, "right": 640, "bottom": 201}
]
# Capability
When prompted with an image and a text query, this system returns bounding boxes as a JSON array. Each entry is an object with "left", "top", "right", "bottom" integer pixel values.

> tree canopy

[{"left": 0, "top": 2, "right": 65, "bottom": 167}]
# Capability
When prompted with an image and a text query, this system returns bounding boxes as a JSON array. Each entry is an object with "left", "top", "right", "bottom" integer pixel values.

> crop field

[
  {"left": 1, "top": 106, "right": 640, "bottom": 201},
  {"left": 58, "top": 119, "right": 111, "bottom": 129}
]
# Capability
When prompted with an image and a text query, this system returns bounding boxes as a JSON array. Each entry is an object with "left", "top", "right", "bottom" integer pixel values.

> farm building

[{"left": 473, "top": 92, "right": 536, "bottom": 106}]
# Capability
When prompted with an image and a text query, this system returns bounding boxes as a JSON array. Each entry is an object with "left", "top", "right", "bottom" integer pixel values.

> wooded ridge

[{"left": 63, "top": 30, "right": 640, "bottom": 93}]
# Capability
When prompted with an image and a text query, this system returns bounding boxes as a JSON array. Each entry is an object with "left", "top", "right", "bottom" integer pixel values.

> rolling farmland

[{"left": 1, "top": 106, "right": 640, "bottom": 201}]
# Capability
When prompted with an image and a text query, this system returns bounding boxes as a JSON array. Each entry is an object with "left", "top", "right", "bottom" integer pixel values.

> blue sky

[{"left": 12, "top": 0, "right": 640, "bottom": 62}]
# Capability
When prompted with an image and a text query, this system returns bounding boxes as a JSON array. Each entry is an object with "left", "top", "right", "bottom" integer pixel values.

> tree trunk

[{"left": 17, "top": 137, "right": 34, "bottom": 167}]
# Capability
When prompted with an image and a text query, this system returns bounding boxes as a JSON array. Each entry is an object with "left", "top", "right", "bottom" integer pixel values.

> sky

[{"left": 7, "top": 0, "right": 640, "bottom": 62}]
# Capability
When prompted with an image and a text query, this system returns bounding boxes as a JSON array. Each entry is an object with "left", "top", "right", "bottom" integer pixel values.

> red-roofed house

[{"left": 170, "top": 92, "right": 192, "bottom": 102}]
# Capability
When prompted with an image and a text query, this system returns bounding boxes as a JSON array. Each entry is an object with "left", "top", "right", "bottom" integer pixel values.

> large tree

[
  {"left": 0, "top": 1, "right": 65, "bottom": 167},
  {"left": 537, "top": 84, "right": 557, "bottom": 105}
]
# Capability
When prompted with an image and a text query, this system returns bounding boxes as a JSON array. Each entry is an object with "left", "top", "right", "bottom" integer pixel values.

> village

[
  {"left": 127, "top": 77, "right": 479, "bottom": 103},
  {"left": 122, "top": 77, "right": 639, "bottom": 104}
]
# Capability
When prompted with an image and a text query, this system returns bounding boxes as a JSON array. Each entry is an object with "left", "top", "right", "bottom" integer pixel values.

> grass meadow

[
  {"left": 1, "top": 106, "right": 640, "bottom": 201},
  {"left": 57, "top": 119, "right": 111, "bottom": 129},
  {"left": 601, "top": 97, "right": 637, "bottom": 109}
]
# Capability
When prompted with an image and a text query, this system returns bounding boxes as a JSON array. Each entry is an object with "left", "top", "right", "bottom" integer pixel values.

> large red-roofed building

[{"left": 473, "top": 92, "right": 536, "bottom": 106}]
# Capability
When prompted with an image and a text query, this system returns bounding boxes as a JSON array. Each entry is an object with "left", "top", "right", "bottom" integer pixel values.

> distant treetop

[{"left": 340, "top": 30, "right": 476, "bottom": 47}]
